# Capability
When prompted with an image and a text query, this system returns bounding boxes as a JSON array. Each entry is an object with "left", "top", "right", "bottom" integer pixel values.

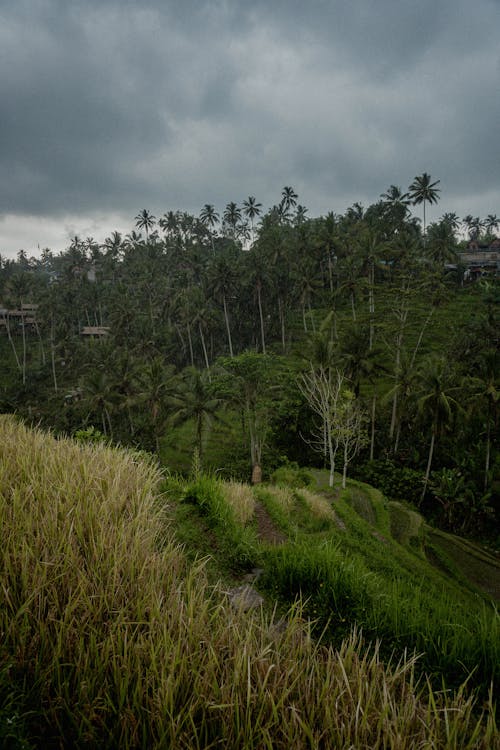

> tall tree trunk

[
  {"left": 278, "top": 296, "right": 286, "bottom": 353},
  {"left": 6, "top": 316, "right": 21, "bottom": 372},
  {"left": 370, "top": 391, "right": 376, "bottom": 461},
  {"left": 484, "top": 408, "right": 491, "bottom": 492},
  {"left": 368, "top": 262, "right": 375, "bottom": 350},
  {"left": 21, "top": 317, "right": 27, "bottom": 385},
  {"left": 342, "top": 441, "right": 349, "bottom": 489},
  {"left": 257, "top": 283, "right": 266, "bottom": 354},
  {"left": 308, "top": 301, "right": 316, "bottom": 333},
  {"left": 222, "top": 293, "right": 234, "bottom": 357},
  {"left": 50, "top": 314, "right": 58, "bottom": 393},
  {"left": 199, "top": 322, "right": 211, "bottom": 380},
  {"left": 394, "top": 421, "right": 401, "bottom": 455},
  {"left": 422, "top": 430, "right": 435, "bottom": 502},
  {"left": 390, "top": 285, "right": 409, "bottom": 445},
  {"left": 411, "top": 307, "right": 434, "bottom": 368},
  {"left": 327, "top": 253, "right": 334, "bottom": 295},
  {"left": 351, "top": 292, "right": 356, "bottom": 321},
  {"left": 186, "top": 321, "right": 194, "bottom": 367},
  {"left": 34, "top": 320, "right": 46, "bottom": 365}
]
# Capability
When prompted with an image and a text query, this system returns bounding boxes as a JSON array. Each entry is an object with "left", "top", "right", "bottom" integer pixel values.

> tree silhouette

[
  {"left": 169, "top": 368, "right": 222, "bottom": 462},
  {"left": 242, "top": 196, "right": 262, "bottom": 242},
  {"left": 134, "top": 209, "right": 156, "bottom": 240},
  {"left": 408, "top": 173, "right": 440, "bottom": 241},
  {"left": 417, "top": 356, "right": 461, "bottom": 501}
]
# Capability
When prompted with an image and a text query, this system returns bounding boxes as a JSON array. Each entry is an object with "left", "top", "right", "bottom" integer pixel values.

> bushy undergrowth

[
  {"left": 355, "top": 459, "right": 424, "bottom": 506},
  {"left": 271, "top": 461, "right": 314, "bottom": 488},
  {"left": 1, "top": 415, "right": 498, "bottom": 748}
]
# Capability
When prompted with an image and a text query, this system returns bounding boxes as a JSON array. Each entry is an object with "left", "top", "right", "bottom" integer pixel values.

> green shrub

[
  {"left": 271, "top": 461, "right": 314, "bottom": 488},
  {"left": 355, "top": 459, "right": 423, "bottom": 506}
]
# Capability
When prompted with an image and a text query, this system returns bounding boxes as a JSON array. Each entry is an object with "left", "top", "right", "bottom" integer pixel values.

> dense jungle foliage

[{"left": 1, "top": 183, "right": 499, "bottom": 544}]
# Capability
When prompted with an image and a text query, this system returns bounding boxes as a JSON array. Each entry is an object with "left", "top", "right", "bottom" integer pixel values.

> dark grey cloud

[{"left": 0, "top": 0, "right": 499, "bottom": 255}]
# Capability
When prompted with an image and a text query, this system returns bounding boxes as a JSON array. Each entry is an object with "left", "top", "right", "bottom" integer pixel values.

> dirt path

[{"left": 254, "top": 501, "right": 286, "bottom": 545}]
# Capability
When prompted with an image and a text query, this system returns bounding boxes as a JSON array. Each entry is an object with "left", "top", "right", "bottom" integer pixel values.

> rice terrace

[
  {"left": 1, "top": 175, "right": 499, "bottom": 749},
  {"left": 0, "top": 413, "right": 498, "bottom": 748}
]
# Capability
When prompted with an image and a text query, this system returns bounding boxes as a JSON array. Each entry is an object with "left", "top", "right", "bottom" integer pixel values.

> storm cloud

[{"left": 1, "top": 0, "right": 499, "bottom": 256}]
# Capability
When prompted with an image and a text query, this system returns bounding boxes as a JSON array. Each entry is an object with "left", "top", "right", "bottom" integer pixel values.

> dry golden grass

[
  {"left": 0, "top": 415, "right": 497, "bottom": 748},
  {"left": 221, "top": 480, "right": 256, "bottom": 525},
  {"left": 297, "top": 488, "right": 336, "bottom": 521},
  {"left": 265, "top": 485, "right": 295, "bottom": 513}
]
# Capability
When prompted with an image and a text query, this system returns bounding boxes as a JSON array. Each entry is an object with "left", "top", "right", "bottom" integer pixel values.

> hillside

[{"left": 2, "top": 415, "right": 497, "bottom": 748}]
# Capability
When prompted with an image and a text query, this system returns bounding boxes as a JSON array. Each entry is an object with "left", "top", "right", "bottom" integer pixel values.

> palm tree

[
  {"left": 280, "top": 186, "right": 298, "bottom": 221},
  {"left": 426, "top": 221, "right": 458, "bottom": 266},
  {"left": 484, "top": 214, "right": 498, "bottom": 237},
  {"left": 242, "top": 196, "right": 262, "bottom": 242},
  {"left": 469, "top": 217, "right": 484, "bottom": 240},
  {"left": 207, "top": 253, "right": 239, "bottom": 357},
  {"left": 199, "top": 204, "right": 219, "bottom": 250},
  {"left": 439, "top": 212, "right": 460, "bottom": 235},
  {"left": 294, "top": 205, "right": 308, "bottom": 225},
  {"left": 244, "top": 249, "right": 272, "bottom": 354},
  {"left": 380, "top": 186, "right": 411, "bottom": 225},
  {"left": 134, "top": 209, "right": 156, "bottom": 240},
  {"left": 408, "top": 173, "right": 440, "bottom": 241},
  {"left": 417, "top": 356, "right": 461, "bottom": 501},
  {"left": 464, "top": 349, "right": 499, "bottom": 492},
  {"left": 137, "top": 358, "right": 178, "bottom": 451},
  {"left": 169, "top": 368, "right": 222, "bottom": 462},
  {"left": 80, "top": 370, "right": 116, "bottom": 437},
  {"left": 159, "top": 210, "right": 181, "bottom": 238},
  {"left": 462, "top": 214, "right": 474, "bottom": 240},
  {"left": 199, "top": 203, "right": 219, "bottom": 230},
  {"left": 103, "top": 231, "right": 123, "bottom": 259},
  {"left": 222, "top": 202, "right": 242, "bottom": 239}
]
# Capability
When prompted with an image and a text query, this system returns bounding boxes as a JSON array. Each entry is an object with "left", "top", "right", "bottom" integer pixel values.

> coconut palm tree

[
  {"left": 222, "top": 202, "right": 243, "bottom": 239},
  {"left": 242, "top": 196, "right": 262, "bottom": 243},
  {"left": 464, "top": 349, "right": 499, "bottom": 492},
  {"left": 408, "top": 173, "right": 440, "bottom": 241},
  {"left": 380, "top": 185, "right": 411, "bottom": 226},
  {"left": 199, "top": 203, "right": 219, "bottom": 229},
  {"left": 137, "top": 357, "right": 178, "bottom": 451},
  {"left": 417, "top": 356, "right": 461, "bottom": 501},
  {"left": 207, "top": 253, "right": 239, "bottom": 357},
  {"left": 80, "top": 370, "right": 116, "bottom": 438},
  {"left": 294, "top": 205, "right": 309, "bottom": 225},
  {"left": 280, "top": 186, "right": 298, "bottom": 221},
  {"left": 159, "top": 210, "right": 181, "bottom": 238},
  {"left": 426, "top": 221, "right": 458, "bottom": 266},
  {"left": 484, "top": 214, "right": 499, "bottom": 237},
  {"left": 169, "top": 368, "right": 222, "bottom": 462},
  {"left": 244, "top": 249, "right": 272, "bottom": 354},
  {"left": 134, "top": 209, "right": 156, "bottom": 240},
  {"left": 468, "top": 217, "right": 484, "bottom": 240},
  {"left": 462, "top": 214, "right": 474, "bottom": 240},
  {"left": 439, "top": 212, "right": 460, "bottom": 236},
  {"left": 199, "top": 204, "right": 219, "bottom": 250}
]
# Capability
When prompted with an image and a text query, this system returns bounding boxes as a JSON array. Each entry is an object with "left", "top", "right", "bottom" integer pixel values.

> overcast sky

[{"left": 1, "top": 0, "right": 499, "bottom": 258}]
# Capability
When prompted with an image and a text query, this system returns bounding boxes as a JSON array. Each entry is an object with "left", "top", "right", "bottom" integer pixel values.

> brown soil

[{"left": 254, "top": 501, "right": 286, "bottom": 545}]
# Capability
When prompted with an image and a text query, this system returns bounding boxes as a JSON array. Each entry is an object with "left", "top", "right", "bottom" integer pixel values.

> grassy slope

[
  {"left": 1, "top": 416, "right": 498, "bottom": 748},
  {"left": 168, "top": 467, "right": 499, "bottom": 699}
]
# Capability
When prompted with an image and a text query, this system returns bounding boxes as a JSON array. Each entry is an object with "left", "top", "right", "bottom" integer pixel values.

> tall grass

[
  {"left": 260, "top": 539, "right": 499, "bottom": 696},
  {"left": 221, "top": 480, "right": 256, "bottom": 525},
  {"left": 0, "top": 415, "right": 497, "bottom": 748},
  {"left": 296, "top": 488, "right": 336, "bottom": 522}
]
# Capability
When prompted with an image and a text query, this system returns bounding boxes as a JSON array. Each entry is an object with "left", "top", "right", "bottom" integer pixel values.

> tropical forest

[{"left": 1, "top": 175, "right": 499, "bottom": 748}]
